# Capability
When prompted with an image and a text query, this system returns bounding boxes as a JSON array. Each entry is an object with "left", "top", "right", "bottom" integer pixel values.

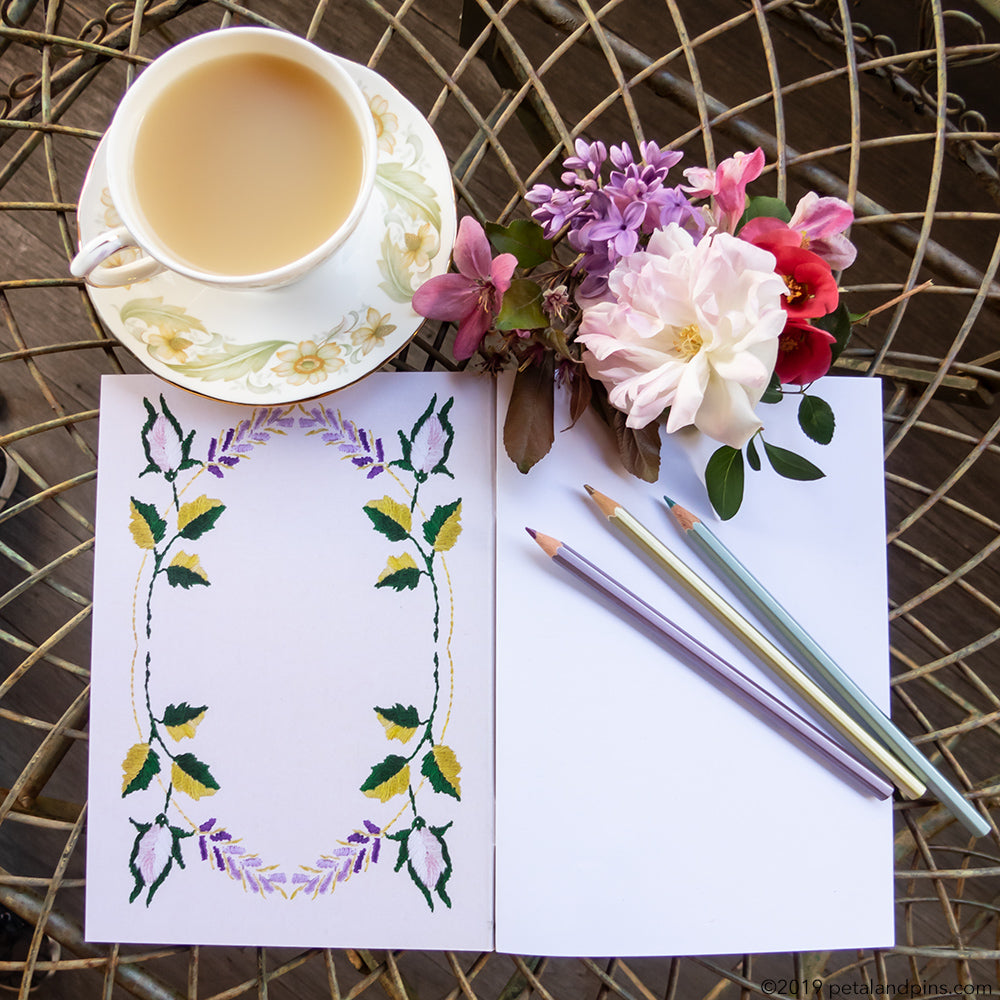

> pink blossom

[
  {"left": 788, "top": 192, "right": 857, "bottom": 270},
  {"left": 775, "top": 317, "right": 837, "bottom": 386},
  {"left": 683, "top": 148, "right": 766, "bottom": 233},
  {"left": 576, "top": 223, "right": 786, "bottom": 448},
  {"left": 412, "top": 216, "right": 517, "bottom": 360},
  {"left": 411, "top": 414, "right": 447, "bottom": 473},
  {"left": 408, "top": 824, "right": 448, "bottom": 895},
  {"left": 148, "top": 414, "right": 183, "bottom": 473},
  {"left": 136, "top": 821, "right": 173, "bottom": 886}
]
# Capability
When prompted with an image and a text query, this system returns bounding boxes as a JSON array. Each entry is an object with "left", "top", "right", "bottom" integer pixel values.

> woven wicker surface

[{"left": 1, "top": 0, "right": 998, "bottom": 996}]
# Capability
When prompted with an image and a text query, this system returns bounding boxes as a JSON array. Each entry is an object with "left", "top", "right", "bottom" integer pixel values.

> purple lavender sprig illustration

[
  {"left": 206, "top": 406, "right": 296, "bottom": 478},
  {"left": 298, "top": 403, "right": 388, "bottom": 479}
]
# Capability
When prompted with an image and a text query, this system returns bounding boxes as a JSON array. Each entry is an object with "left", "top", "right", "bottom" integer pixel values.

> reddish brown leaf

[{"left": 503, "top": 354, "right": 555, "bottom": 473}]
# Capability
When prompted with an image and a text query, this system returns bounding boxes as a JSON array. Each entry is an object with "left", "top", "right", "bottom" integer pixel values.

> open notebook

[{"left": 88, "top": 371, "right": 893, "bottom": 954}]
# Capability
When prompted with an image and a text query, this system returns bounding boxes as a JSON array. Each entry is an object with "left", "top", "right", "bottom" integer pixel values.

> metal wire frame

[{"left": 0, "top": 0, "right": 999, "bottom": 996}]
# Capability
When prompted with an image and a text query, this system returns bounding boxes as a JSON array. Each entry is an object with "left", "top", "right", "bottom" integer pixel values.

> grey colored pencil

[
  {"left": 526, "top": 527, "right": 893, "bottom": 800},
  {"left": 664, "top": 497, "right": 990, "bottom": 839}
]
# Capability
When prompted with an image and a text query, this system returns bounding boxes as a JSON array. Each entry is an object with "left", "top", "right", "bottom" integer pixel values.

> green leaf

[
  {"left": 121, "top": 744, "right": 160, "bottom": 797},
  {"left": 360, "top": 754, "right": 411, "bottom": 802},
  {"left": 421, "top": 745, "right": 462, "bottom": 800},
  {"left": 812, "top": 301, "right": 853, "bottom": 363},
  {"left": 740, "top": 195, "right": 791, "bottom": 226},
  {"left": 163, "top": 339, "right": 286, "bottom": 383},
  {"left": 163, "top": 703, "right": 207, "bottom": 727},
  {"left": 166, "top": 564, "right": 210, "bottom": 589},
  {"left": 495, "top": 278, "right": 547, "bottom": 331},
  {"left": 171, "top": 752, "right": 220, "bottom": 799},
  {"left": 375, "top": 552, "right": 422, "bottom": 591},
  {"left": 798, "top": 394, "right": 836, "bottom": 445},
  {"left": 762, "top": 441, "right": 825, "bottom": 481},
  {"left": 377, "top": 230, "right": 417, "bottom": 303},
  {"left": 375, "top": 703, "right": 421, "bottom": 732},
  {"left": 422, "top": 499, "right": 462, "bottom": 551},
  {"left": 375, "top": 161, "right": 442, "bottom": 231},
  {"left": 503, "top": 353, "right": 554, "bottom": 473},
  {"left": 760, "top": 371, "right": 783, "bottom": 404},
  {"left": 484, "top": 219, "right": 553, "bottom": 268},
  {"left": 120, "top": 297, "right": 209, "bottom": 335},
  {"left": 177, "top": 496, "right": 225, "bottom": 540},
  {"left": 705, "top": 445, "right": 745, "bottom": 520},
  {"left": 363, "top": 496, "right": 412, "bottom": 542},
  {"left": 746, "top": 435, "right": 762, "bottom": 471},
  {"left": 129, "top": 498, "right": 167, "bottom": 546}
]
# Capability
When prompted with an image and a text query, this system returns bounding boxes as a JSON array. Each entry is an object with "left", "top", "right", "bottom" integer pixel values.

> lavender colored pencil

[{"left": 526, "top": 527, "right": 892, "bottom": 800}]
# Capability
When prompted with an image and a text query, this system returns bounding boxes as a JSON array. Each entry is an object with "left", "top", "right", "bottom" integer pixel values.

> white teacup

[{"left": 71, "top": 27, "right": 377, "bottom": 290}]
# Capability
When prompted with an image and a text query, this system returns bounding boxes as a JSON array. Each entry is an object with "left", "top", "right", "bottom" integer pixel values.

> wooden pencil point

[
  {"left": 583, "top": 483, "right": 596, "bottom": 496},
  {"left": 585, "top": 486, "right": 619, "bottom": 519},
  {"left": 527, "top": 528, "right": 562, "bottom": 558},
  {"left": 665, "top": 498, "right": 700, "bottom": 532}
]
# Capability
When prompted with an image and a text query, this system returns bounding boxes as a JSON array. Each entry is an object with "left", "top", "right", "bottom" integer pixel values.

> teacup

[{"left": 71, "top": 27, "right": 377, "bottom": 289}]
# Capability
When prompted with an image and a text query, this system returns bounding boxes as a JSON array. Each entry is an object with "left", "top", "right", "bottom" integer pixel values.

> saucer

[{"left": 77, "top": 59, "right": 457, "bottom": 406}]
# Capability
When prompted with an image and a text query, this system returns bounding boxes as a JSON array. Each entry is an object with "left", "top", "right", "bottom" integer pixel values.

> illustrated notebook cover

[{"left": 88, "top": 371, "right": 893, "bottom": 953}]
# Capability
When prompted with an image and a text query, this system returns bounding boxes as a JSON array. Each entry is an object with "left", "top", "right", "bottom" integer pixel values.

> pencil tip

[
  {"left": 663, "top": 495, "right": 676, "bottom": 508},
  {"left": 525, "top": 527, "right": 537, "bottom": 539},
  {"left": 583, "top": 483, "right": 595, "bottom": 495}
]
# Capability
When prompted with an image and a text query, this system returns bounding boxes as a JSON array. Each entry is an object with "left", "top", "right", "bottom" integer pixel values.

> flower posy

[{"left": 412, "top": 142, "right": 858, "bottom": 517}]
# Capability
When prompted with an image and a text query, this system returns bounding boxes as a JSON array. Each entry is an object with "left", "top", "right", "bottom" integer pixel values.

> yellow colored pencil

[{"left": 584, "top": 485, "right": 926, "bottom": 801}]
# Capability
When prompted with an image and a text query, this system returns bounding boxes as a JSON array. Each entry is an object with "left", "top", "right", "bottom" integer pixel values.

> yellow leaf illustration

[
  {"left": 367, "top": 496, "right": 411, "bottom": 534},
  {"left": 171, "top": 759, "right": 218, "bottom": 800},
  {"left": 121, "top": 743, "right": 152, "bottom": 794},
  {"left": 362, "top": 762, "right": 410, "bottom": 802},
  {"left": 432, "top": 744, "right": 462, "bottom": 796},
  {"left": 377, "top": 552, "right": 418, "bottom": 585},
  {"left": 128, "top": 502, "right": 156, "bottom": 549},
  {"left": 433, "top": 501, "right": 463, "bottom": 552},
  {"left": 376, "top": 712, "right": 417, "bottom": 744},
  {"left": 177, "top": 495, "right": 223, "bottom": 533},
  {"left": 165, "top": 711, "right": 205, "bottom": 741},
  {"left": 169, "top": 550, "right": 208, "bottom": 581}
]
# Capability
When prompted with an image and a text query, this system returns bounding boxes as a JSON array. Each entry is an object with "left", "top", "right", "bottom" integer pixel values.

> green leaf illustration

[
  {"left": 121, "top": 743, "right": 160, "bottom": 797},
  {"left": 166, "top": 564, "right": 210, "bottom": 589},
  {"left": 706, "top": 445, "right": 745, "bottom": 520},
  {"left": 162, "top": 702, "right": 208, "bottom": 740},
  {"left": 376, "top": 553, "right": 422, "bottom": 591},
  {"left": 163, "top": 339, "right": 286, "bottom": 383},
  {"left": 377, "top": 231, "right": 417, "bottom": 303},
  {"left": 798, "top": 395, "right": 836, "bottom": 445},
  {"left": 484, "top": 219, "right": 553, "bottom": 268},
  {"left": 364, "top": 496, "right": 412, "bottom": 542},
  {"left": 762, "top": 441, "right": 825, "bottom": 481},
  {"left": 421, "top": 744, "right": 461, "bottom": 800},
  {"left": 120, "top": 297, "right": 208, "bottom": 335},
  {"left": 389, "top": 818, "right": 453, "bottom": 910},
  {"left": 129, "top": 498, "right": 167, "bottom": 548},
  {"left": 422, "top": 499, "right": 462, "bottom": 552},
  {"left": 376, "top": 161, "right": 442, "bottom": 232},
  {"left": 177, "top": 495, "right": 226, "bottom": 540},
  {"left": 171, "top": 752, "right": 220, "bottom": 799},
  {"left": 360, "top": 754, "right": 411, "bottom": 802},
  {"left": 375, "top": 703, "right": 421, "bottom": 743}
]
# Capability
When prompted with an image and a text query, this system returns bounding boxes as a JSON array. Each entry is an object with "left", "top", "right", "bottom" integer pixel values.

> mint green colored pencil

[{"left": 664, "top": 496, "right": 990, "bottom": 839}]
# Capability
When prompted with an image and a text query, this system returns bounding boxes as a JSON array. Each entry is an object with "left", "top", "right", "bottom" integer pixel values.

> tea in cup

[{"left": 71, "top": 27, "right": 377, "bottom": 289}]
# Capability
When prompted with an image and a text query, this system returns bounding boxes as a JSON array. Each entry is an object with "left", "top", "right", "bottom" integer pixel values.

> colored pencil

[
  {"left": 664, "top": 495, "right": 989, "bottom": 838},
  {"left": 526, "top": 527, "right": 892, "bottom": 799},
  {"left": 584, "top": 487, "right": 926, "bottom": 801}
]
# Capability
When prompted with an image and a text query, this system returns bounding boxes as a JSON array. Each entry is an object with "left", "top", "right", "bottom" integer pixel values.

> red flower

[
  {"left": 411, "top": 216, "right": 517, "bottom": 360},
  {"left": 741, "top": 227, "right": 839, "bottom": 320},
  {"left": 775, "top": 317, "right": 837, "bottom": 386}
]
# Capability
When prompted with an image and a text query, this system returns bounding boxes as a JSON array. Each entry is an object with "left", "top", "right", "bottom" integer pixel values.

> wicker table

[{"left": 1, "top": 0, "right": 999, "bottom": 996}]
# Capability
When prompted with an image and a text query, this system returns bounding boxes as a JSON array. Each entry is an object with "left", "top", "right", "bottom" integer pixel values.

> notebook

[{"left": 87, "top": 371, "right": 893, "bottom": 953}]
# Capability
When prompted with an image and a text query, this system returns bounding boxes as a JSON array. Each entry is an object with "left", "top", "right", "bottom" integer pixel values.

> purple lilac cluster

[
  {"left": 525, "top": 138, "right": 703, "bottom": 297},
  {"left": 291, "top": 821, "right": 383, "bottom": 898},
  {"left": 298, "top": 406, "right": 386, "bottom": 479},
  {"left": 198, "top": 819, "right": 289, "bottom": 896},
  {"left": 206, "top": 408, "right": 297, "bottom": 479}
]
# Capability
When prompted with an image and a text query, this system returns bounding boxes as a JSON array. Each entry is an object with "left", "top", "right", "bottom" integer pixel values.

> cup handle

[{"left": 70, "top": 226, "right": 165, "bottom": 287}]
